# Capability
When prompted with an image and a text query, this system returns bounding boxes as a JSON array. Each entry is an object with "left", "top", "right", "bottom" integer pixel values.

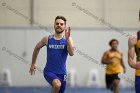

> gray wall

[
  {"left": 1, "top": 0, "right": 140, "bottom": 28},
  {"left": 0, "top": 28, "right": 138, "bottom": 87}
]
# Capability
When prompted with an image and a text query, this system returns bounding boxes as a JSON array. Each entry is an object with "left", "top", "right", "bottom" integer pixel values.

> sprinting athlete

[
  {"left": 102, "top": 39, "right": 125, "bottom": 93},
  {"left": 29, "top": 15, "right": 74, "bottom": 93},
  {"left": 128, "top": 10, "right": 140, "bottom": 93}
]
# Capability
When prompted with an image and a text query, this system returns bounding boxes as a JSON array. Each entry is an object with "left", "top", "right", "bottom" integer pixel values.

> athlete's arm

[
  {"left": 101, "top": 51, "right": 113, "bottom": 64},
  {"left": 65, "top": 27, "right": 74, "bottom": 56},
  {"left": 29, "top": 36, "right": 48, "bottom": 75},
  {"left": 120, "top": 54, "right": 126, "bottom": 73},
  {"left": 128, "top": 34, "right": 140, "bottom": 69}
]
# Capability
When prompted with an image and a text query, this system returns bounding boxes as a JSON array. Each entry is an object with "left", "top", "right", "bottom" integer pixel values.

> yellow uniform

[
  {"left": 106, "top": 51, "right": 123, "bottom": 74},
  {"left": 135, "top": 32, "right": 140, "bottom": 76}
]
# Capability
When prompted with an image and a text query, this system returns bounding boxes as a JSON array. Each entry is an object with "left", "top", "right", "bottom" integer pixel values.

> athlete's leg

[
  {"left": 52, "top": 79, "right": 61, "bottom": 93},
  {"left": 135, "top": 76, "right": 140, "bottom": 93},
  {"left": 44, "top": 72, "right": 61, "bottom": 93},
  {"left": 55, "top": 74, "right": 67, "bottom": 93},
  {"left": 51, "top": 74, "right": 66, "bottom": 93},
  {"left": 113, "top": 79, "right": 120, "bottom": 93},
  {"left": 105, "top": 74, "right": 113, "bottom": 90},
  {"left": 59, "top": 80, "right": 66, "bottom": 93}
]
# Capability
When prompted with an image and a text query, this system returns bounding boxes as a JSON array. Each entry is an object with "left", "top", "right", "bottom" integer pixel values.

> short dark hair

[
  {"left": 55, "top": 15, "right": 67, "bottom": 25},
  {"left": 109, "top": 39, "right": 119, "bottom": 46}
]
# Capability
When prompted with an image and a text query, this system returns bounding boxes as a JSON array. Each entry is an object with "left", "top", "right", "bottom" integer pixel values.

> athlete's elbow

[
  {"left": 68, "top": 48, "right": 74, "bottom": 56},
  {"left": 128, "top": 60, "right": 135, "bottom": 69},
  {"left": 101, "top": 61, "right": 105, "bottom": 64},
  {"left": 69, "top": 52, "right": 74, "bottom": 56},
  {"left": 101, "top": 59, "right": 105, "bottom": 64},
  {"left": 101, "top": 61, "right": 104, "bottom": 64},
  {"left": 128, "top": 63, "right": 135, "bottom": 69},
  {"left": 69, "top": 53, "right": 74, "bottom": 56}
]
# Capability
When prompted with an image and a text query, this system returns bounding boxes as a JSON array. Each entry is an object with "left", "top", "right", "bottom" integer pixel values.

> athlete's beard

[{"left": 55, "top": 28, "right": 64, "bottom": 34}]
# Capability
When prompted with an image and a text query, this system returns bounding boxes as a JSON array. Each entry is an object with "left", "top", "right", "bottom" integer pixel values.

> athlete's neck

[
  {"left": 54, "top": 33, "right": 63, "bottom": 40},
  {"left": 110, "top": 49, "right": 118, "bottom": 52}
]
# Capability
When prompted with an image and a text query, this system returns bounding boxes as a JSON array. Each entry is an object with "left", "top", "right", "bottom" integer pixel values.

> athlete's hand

[
  {"left": 29, "top": 64, "right": 37, "bottom": 75},
  {"left": 65, "top": 27, "right": 71, "bottom": 39},
  {"left": 135, "top": 62, "right": 140, "bottom": 69},
  {"left": 106, "top": 60, "right": 113, "bottom": 64},
  {"left": 109, "top": 61, "right": 113, "bottom": 64}
]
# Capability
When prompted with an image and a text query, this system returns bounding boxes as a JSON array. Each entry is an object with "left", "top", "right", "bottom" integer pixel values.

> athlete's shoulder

[
  {"left": 48, "top": 35, "right": 54, "bottom": 39},
  {"left": 63, "top": 36, "right": 73, "bottom": 39},
  {"left": 117, "top": 51, "right": 123, "bottom": 55},
  {"left": 68, "top": 37, "right": 73, "bottom": 40},
  {"left": 128, "top": 32, "right": 137, "bottom": 41},
  {"left": 42, "top": 35, "right": 48, "bottom": 40},
  {"left": 63, "top": 36, "right": 73, "bottom": 42},
  {"left": 104, "top": 50, "right": 110, "bottom": 55},
  {"left": 41, "top": 35, "right": 48, "bottom": 45}
]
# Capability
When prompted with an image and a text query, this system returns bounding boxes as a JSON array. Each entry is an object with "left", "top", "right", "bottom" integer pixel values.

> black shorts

[{"left": 105, "top": 73, "right": 120, "bottom": 89}]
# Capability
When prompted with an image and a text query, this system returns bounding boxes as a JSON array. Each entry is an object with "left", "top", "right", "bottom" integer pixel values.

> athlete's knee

[
  {"left": 113, "top": 80, "right": 119, "bottom": 87},
  {"left": 52, "top": 79, "right": 61, "bottom": 90}
]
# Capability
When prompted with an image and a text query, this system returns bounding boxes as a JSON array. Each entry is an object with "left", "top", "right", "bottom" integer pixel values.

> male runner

[
  {"left": 102, "top": 39, "right": 126, "bottom": 93},
  {"left": 29, "top": 15, "right": 74, "bottom": 93},
  {"left": 128, "top": 10, "right": 140, "bottom": 93}
]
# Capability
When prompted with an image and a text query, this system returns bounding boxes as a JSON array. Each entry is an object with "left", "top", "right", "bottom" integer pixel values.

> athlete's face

[
  {"left": 54, "top": 19, "right": 66, "bottom": 34},
  {"left": 110, "top": 41, "right": 118, "bottom": 50}
]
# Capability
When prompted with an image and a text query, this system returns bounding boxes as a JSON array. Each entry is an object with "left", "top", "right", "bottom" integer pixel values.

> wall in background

[
  {"left": 0, "top": 0, "right": 140, "bottom": 28},
  {"left": 0, "top": 28, "right": 138, "bottom": 87}
]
